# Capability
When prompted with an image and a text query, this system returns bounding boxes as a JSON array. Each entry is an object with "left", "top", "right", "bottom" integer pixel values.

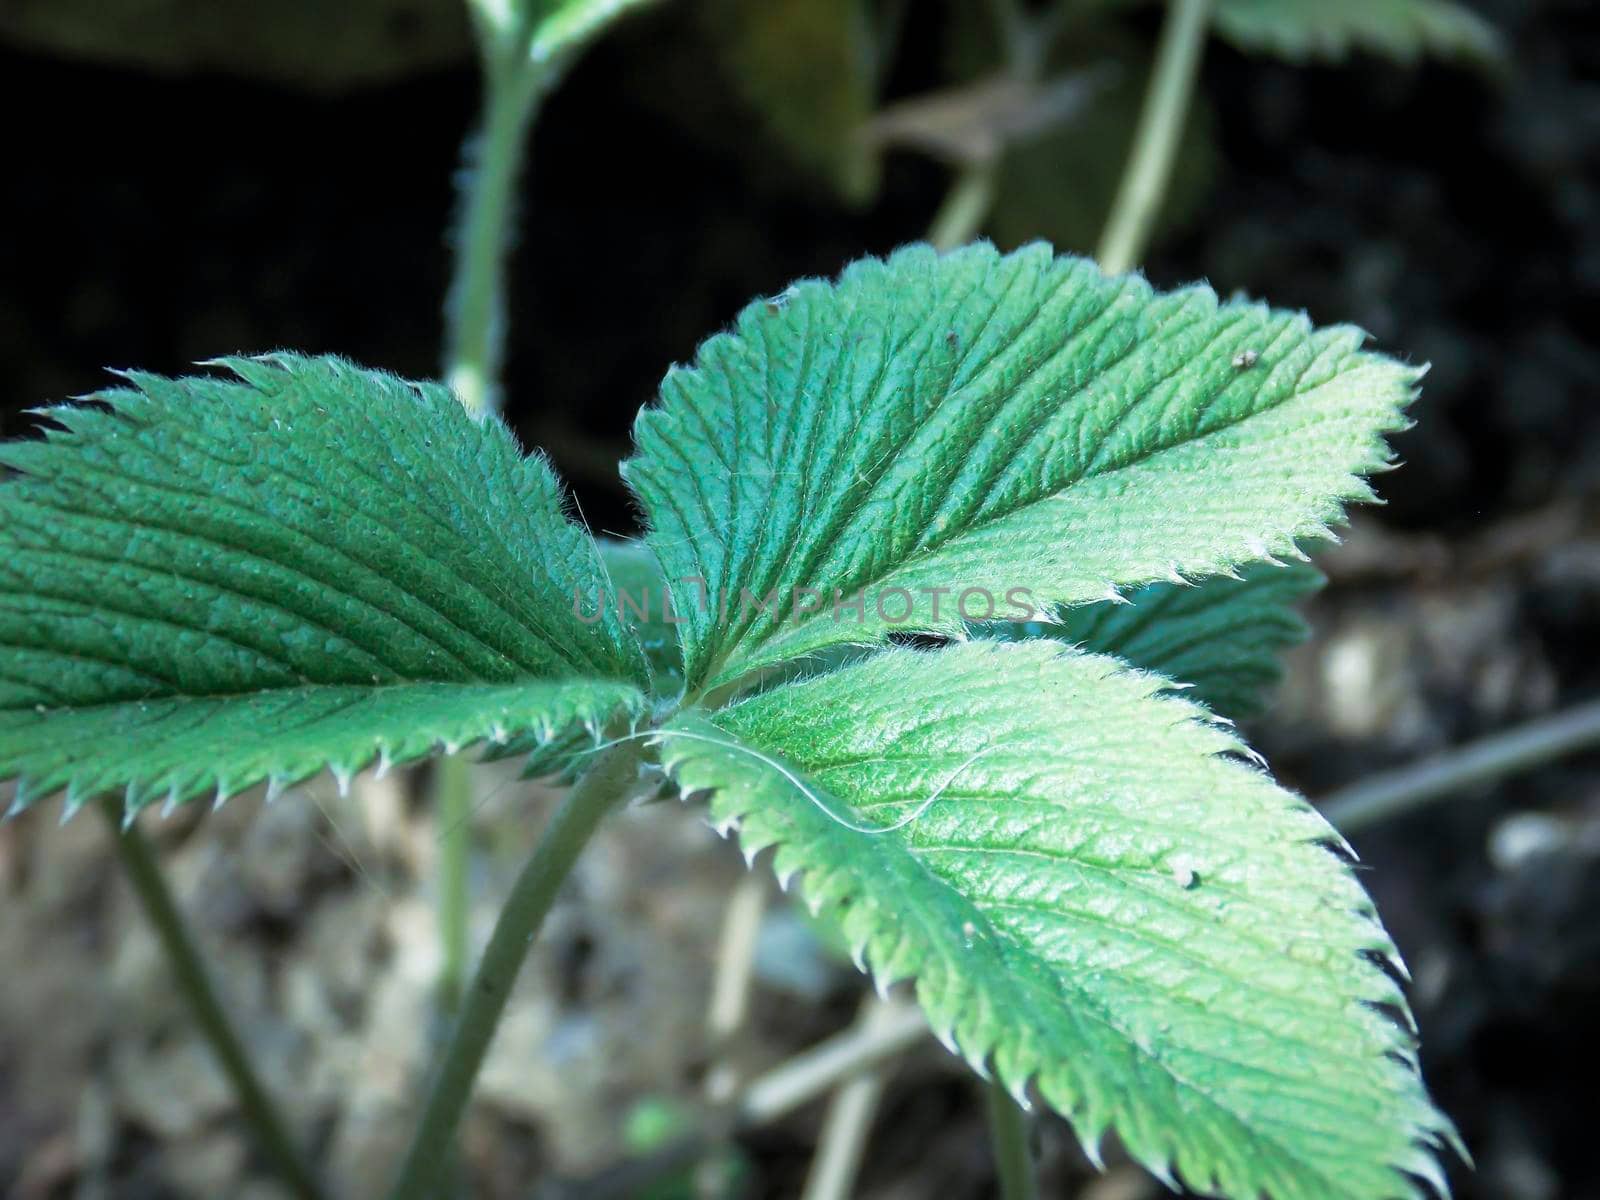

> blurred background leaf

[
  {"left": 697, "top": 0, "right": 884, "bottom": 204},
  {"left": 1210, "top": 0, "right": 1505, "bottom": 65},
  {"left": 0, "top": 0, "right": 471, "bottom": 90}
]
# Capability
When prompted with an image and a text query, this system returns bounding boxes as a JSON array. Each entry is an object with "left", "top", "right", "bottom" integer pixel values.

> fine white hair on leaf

[{"left": 585, "top": 728, "right": 994, "bottom": 837}]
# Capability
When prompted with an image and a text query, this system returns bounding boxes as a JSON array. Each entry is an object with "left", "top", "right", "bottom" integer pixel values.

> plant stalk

[
  {"left": 434, "top": 755, "right": 474, "bottom": 1017},
  {"left": 428, "top": 22, "right": 548, "bottom": 1168},
  {"left": 388, "top": 742, "right": 641, "bottom": 1200},
  {"left": 984, "top": 1078, "right": 1038, "bottom": 1200},
  {"left": 928, "top": 164, "right": 999, "bottom": 252},
  {"left": 740, "top": 997, "right": 928, "bottom": 1126},
  {"left": 1096, "top": 0, "right": 1211, "bottom": 274},
  {"left": 1322, "top": 698, "right": 1600, "bottom": 833},
  {"left": 703, "top": 873, "right": 768, "bottom": 1107},
  {"left": 444, "top": 63, "right": 547, "bottom": 416},
  {"left": 100, "top": 800, "right": 324, "bottom": 1200},
  {"left": 799, "top": 997, "right": 901, "bottom": 1200}
]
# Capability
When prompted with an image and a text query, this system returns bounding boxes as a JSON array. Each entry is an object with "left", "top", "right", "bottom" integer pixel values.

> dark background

[{"left": 1, "top": 0, "right": 1598, "bottom": 1196}]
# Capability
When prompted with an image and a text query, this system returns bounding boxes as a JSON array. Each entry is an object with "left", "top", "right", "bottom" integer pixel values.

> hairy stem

[
  {"left": 444, "top": 67, "right": 545, "bottom": 416},
  {"left": 101, "top": 801, "right": 324, "bottom": 1200},
  {"left": 1096, "top": 0, "right": 1211, "bottom": 274},
  {"left": 431, "top": 20, "right": 547, "bottom": 1162},
  {"left": 984, "top": 1079, "right": 1038, "bottom": 1200},
  {"left": 388, "top": 742, "right": 640, "bottom": 1200},
  {"left": 1323, "top": 698, "right": 1600, "bottom": 832}
]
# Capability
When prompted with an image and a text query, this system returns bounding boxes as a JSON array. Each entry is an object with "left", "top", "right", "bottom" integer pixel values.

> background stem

[
  {"left": 100, "top": 801, "right": 324, "bottom": 1200},
  {"left": 389, "top": 742, "right": 640, "bottom": 1200},
  {"left": 1322, "top": 698, "right": 1600, "bottom": 832},
  {"left": 798, "top": 997, "right": 900, "bottom": 1200},
  {"left": 984, "top": 1079, "right": 1038, "bottom": 1200},
  {"left": 928, "top": 164, "right": 999, "bottom": 252},
  {"left": 1096, "top": 0, "right": 1211, "bottom": 274},
  {"left": 702, "top": 874, "right": 767, "bottom": 1106},
  {"left": 434, "top": 755, "right": 474, "bottom": 1017}
]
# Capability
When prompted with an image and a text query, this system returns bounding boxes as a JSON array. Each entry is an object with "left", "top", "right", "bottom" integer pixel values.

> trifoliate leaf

[
  {"left": 625, "top": 242, "right": 1415, "bottom": 694},
  {"left": 659, "top": 642, "right": 1457, "bottom": 1200},
  {"left": 0, "top": 355, "right": 647, "bottom": 816},
  {"left": 1211, "top": 0, "right": 1502, "bottom": 65},
  {"left": 991, "top": 561, "right": 1323, "bottom": 721}
]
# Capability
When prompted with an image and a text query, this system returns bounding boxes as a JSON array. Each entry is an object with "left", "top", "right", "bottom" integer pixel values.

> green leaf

[
  {"left": 659, "top": 642, "right": 1456, "bottom": 1200},
  {"left": 1211, "top": 0, "right": 1502, "bottom": 64},
  {"left": 598, "top": 537, "right": 684, "bottom": 691},
  {"left": 0, "top": 354, "right": 647, "bottom": 815},
  {"left": 699, "top": 0, "right": 880, "bottom": 203},
  {"left": 625, "top": 243, "right": 1415, "bottom": 694},
  {"left": 994, "top": 561, "right": 1323, "bottom": 722}
]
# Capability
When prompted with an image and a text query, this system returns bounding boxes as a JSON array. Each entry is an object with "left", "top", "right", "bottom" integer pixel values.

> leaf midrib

[
  {"left": 705, "top": 303, "right": 1359, "bottom": 689},
  {"left": 686, "top": 258, "right": 1028, "bottom": 688},
  {"left": 723, "top": 349, "right": 1350, "bottom": 684}
]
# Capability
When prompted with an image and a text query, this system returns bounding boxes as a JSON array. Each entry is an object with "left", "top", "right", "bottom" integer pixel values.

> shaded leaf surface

[
  {"left": 0, "top": 355, "right": 645, "bottom": 813},
  {"left": 995, "top": 561, "right": 1323, "bottom": 721},
  {"left": 661, "top": 642, "right": 1455, "bottom": 1200},
  {"left": 598, "top": 537, "right": 684, "bottom": 691}
]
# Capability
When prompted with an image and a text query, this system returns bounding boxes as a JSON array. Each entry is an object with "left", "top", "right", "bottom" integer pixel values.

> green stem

[
  {"left": 101, "top": 801, "right": 324, "bottom": 1200},
  {"left": 1096, "top": 0, "right": 1211, "bottom": 274},
  {"left": 433, "top": 754, "right": 474, "bottom": 1017},
  {"left": 984, "top": 1079, "right": 1038, "bottom": 1200},
  {"left": 928, "top": 164, "right": 998, "bottom": 252},
  {"left": 444, "top": 64, "right": 547, "bottom": 415},
  {"left": 388, "top": 743, "right": 641, "bottom": 1200}
]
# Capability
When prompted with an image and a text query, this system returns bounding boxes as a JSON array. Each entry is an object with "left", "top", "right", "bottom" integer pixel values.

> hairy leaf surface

[
  {"left": 598, "top": 537, "right": 683, "bottom": 690},
  {"left": 1212, "top": 0, "right": 1501, "bottom": 64},
  {"left": 660, "top": 642, "right": 1455, "bottom": 1199},
  {"left": 0, "top": 355, "right": 646, "bottom": 814},
  {"left": 626, "top": 243, "right": 1414, "bottom": 693},
  {"left": 993, "top": 561, "right": 1323, "bottom": 721}
]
